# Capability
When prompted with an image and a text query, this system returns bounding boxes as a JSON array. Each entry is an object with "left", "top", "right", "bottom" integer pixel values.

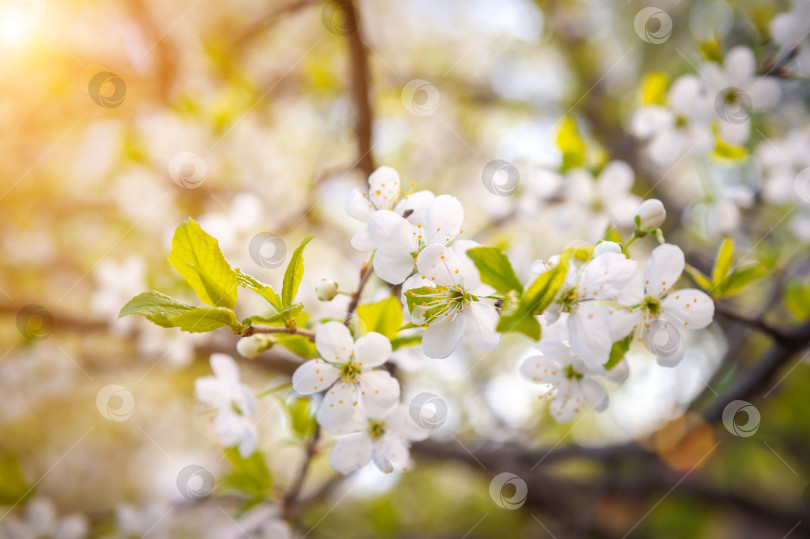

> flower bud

[
  {"left": 636, "top": 199, "right": 666, "bottom": 230},
  {"left": 316, "top": 279, "right": 339, "bottom": 301},
  {"left": 236, "top": 335, "right": 271, "bottom": 359}
]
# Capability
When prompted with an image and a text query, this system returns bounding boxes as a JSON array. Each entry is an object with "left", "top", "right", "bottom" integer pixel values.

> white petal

[
  {"left": 373, "top": 250, "right": 416, "bottom": 285},
  {"left": 350, "top": 227, "right": 375, "bottom": 252},
  {"left": 593, "top": 241, "right": 622, "bottom": 256},
  {"left": 568, "top": 306, "right": 613, "bottom": 370},
  {"left": 597, "top": 161, "right": 634, "bottom": 197},
  {"left": 462, "top": 302, "right": 501, "bottom": 350},
  {"left": 388, "top": 404, "right": 431, "bottom": 441},
  {"left": 354, "top": 332, "right": 393, "bottom": 368},
  {"left": 747, "top": 78, "right": 780, "bottom": 111},
  {"left": 643, "top": 244, "right": 685, "bottom": 298},
  {"left": 359, "top": 370, "right": 400, "bottom": 414},
  {"left": 315, "top": 322, "right": 354, "bottom": 364},
  {"left": 549, "top": 380, "right": 585, "bottom": 422},
  {"left": 368, "top": 166, "right": 401, "bottom": 210},
  {"left": 372, "top": 434, "right": 412, "bottom": 473},
  {"left": 367, "top": 210, "right": 417, "bottom": 254},
  {"left": 210, "top": 353, "right": 240, "bottom": 383},
  {"left": 520, "top": 353, "right": 565, "bottom": 385},
  {"left": 604, "top": 359, "right": 630, "bottom": 383},
  {"left": 421, "top": 195, "right": 464, "bottom": 245},
  {"left": 661, "top": 288, "right": 715, "bottom": 330},
  {"left": 668, "top": 75, "right": 704, "bottom": 113},
  {"left": 422, "top": 317, "right": 466, "bottom": 358},
  {"left": 580, "top": 377, "right": 609, "bottom": 412},
  {"left": 292, "top": 359, "right": 340, "bottom": 395},
  {"left": 317, "top": 382, "right": 359, "bottom": 431},
  {"left": 194, "top": 376, "right": 228, "bottom": 409},
  {"left": 415, "top": 244, "right": 462, "bottom": 286},
  {"left": 605, "top": 308, "right": 642, "bottom": 341},
  {"left": 579, "top": 252, "right": 637, "bottom": 300},
  {"left": 724, "top": 46, "right": 756, "bottom": 85},
  {"left": 719, "top": 117, "right": 751, "bottom": 145},
  {"left": 631, "top": 106, "right": 673, "bottom": 138},
  {"left": 394, "top": 190, "right": 435, "bottom": 223},
  {"left": 648, "top": 129, "right": 684, "bottom": 167},
  {"left": 346, "top": 188, "right": 375, "bottom": 222},
  {"left": 329, "top": 433, "right": 373, "bottom": 474}
]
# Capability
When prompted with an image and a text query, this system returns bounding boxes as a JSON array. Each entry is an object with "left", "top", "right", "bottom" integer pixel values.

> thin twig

[
  {"left": 282, "top": 423, "right": 321, "bottom": 523},
  {"left": 713, "top": 302, "right": 792, "bottom": 342}
]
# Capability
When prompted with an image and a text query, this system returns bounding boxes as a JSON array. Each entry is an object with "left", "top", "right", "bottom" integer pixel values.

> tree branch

[{"left": 241, "top": 324, "right": 316, "bottom": 341}]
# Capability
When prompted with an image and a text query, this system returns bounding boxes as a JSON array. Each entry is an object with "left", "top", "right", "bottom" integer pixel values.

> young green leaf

[
  {"left": 714, "top": 264, "right": 767, "bottom": 298},
  {"left": 391, "top": 334, "right": 423, "bottom": 350},
  {"left": 0, "top": 453, "right": 29, "bottom": 505},
  {"left": 466, "top": 246, "right": 523, "bottom": 295},
  {"left": 170, "top": 307, "right": 243, "bottom": 333},
  {"left": 712, "top": 237, "right": 734, "bottom": 285},
  {"left": 496, "top": 310, "right": 541, "bottom": 341},
  {"left": 784, "top": 279, "right": 810, "bottom": 319},
  {"left": 604, "top": 334, "right": 632, "bottom": 370},
  {"left": 273, "top": 334, "right": 318, "bottom": 358},
  {"left": 287, "top": 398, "right": 316, "bottom": 440},
  {"left": 523, "top": 262, "right": 567, "bottom": 315},
  {"left": 684, "top": 264, "right": 712, "bottom": 291},
  {"left": 221, "top": 447, "right": 273, "bottom": 510},
  {"left": 119, "top": 291, "right": 241, "bottom": 333},
  {"left": 556, "top": 115, "right": 586, "bottom": 172},
  {"left": 168, "top": 218, "right": 238, "bottom": 309},
  {"left": 357, "top": 297, "right": 403, "bottom": 340},
  {"left": 236, "top": 269, "right": 282, "bottom": 311},
  {"left": 282, "top": 236, "right": 314, "bottom": 308},
  {"left": 245, "top": 303, "right": 305, "bottom": 326}
]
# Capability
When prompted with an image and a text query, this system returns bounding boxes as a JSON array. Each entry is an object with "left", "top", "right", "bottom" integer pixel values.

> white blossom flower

[
  {"left": 756, "top": 128, "right": 810, "bottom": 203},
  {"left": 770, "top": 0, "right": 810, "bottom": 76},
  {"left": 701, "top": 46, "right": 781, "bottom": 144},
  {"left": 613, "top": 244, "right": 715, "bottom": 366},
  {"left": 327, "top": 403, "right": 430, "bottom": 474},
  {"left": 404, "top": 241, "right": 500, "bottom": 359},
  {"left": 631, "top": 75, "right": 715, "bottom": 167},
  {"left": 292, "top": 322, "right": 399, "bottom": 431},
  {"left": 346, "top": 166, "right": 435, "bottom": 252},
  {"left": 543, "top": 242, "right": 637, "bottom": 369},
  {"left": 362, "top": 194, "right": 465, "bottom": 284},
  {"left": 520, "top": 340, "right": 609, "bottom": 422},
  {"left": 194, "top": 354, "right": 258, "bottom": 457},
  {"left": 556, "top": 162, "right": 642, "bottom": 239}
]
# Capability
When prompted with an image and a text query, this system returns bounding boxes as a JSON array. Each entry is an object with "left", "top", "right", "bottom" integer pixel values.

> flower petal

[
  {"left": 421, "top": 317, "right": 466, "bottom": 358},
  {"left": 346, "top": 188, "right": 375, "bottom": 222},
  {"left": 415, "top": 244, "right": 462, "bottom": 286},
  {"left": 359, "top": 370, "right": 400, "bottom": 414},
  {"left": 329, "top": 433, "right": 373, "bottom": 474},
  {"left": 394, "top": 190, "right": 435, "bottom": 223},
  {"left": 317, "top": 382, "right": 359, "bottom": 431},
  {"left": 354, "top": 332, "right": 393, "bottom": 368},
  {"left": 368, "top": 166, "right": 401, "bottom": 210},
  {"left": 210, "top": 353, "right": 240, "bottom": 383},
  {"left": 724, "top": 46, "right": 756, "bottom": 85},
  {"left": 373, "top": 250, "right": 416, "bottom": 285},
  {"left": 421, "top": 195, "right": 464, "bottom": 245},
  {"left": 549, "top": 380, "right": 585, "bottom": 422},
  {"left": 367, "top": 210, "right": 417, "bottom": 255},
  {"left": 292, "top": 359, "right": 340, "bottom": 395},
  {"left": 463, "top": 302, "right": 501, "bottom": 350},
  {"left": 315, "top": 322, "right": 354, "bottom": 364},
  {"left": 643, "top": 243, "right": 685, "bottom": 299},
  {"left": 579, "top": 252, "right": 637, "bottom": 300},
  {"left": 580, "top": 377, "right": 609, "bottom": 412},
  {"left": 372, "top": 434, "right": 412, "bottom": 473},
  {"left": 568, "top": 306, "right": 613, "bottom": 370},
  {"left": 661, "top": 288, "right": 715, "bottom": 330}
]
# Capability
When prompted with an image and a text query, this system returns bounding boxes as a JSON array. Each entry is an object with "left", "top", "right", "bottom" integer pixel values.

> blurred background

[{"left": 1, "top": 0, "right": 810, "bottom": 537}]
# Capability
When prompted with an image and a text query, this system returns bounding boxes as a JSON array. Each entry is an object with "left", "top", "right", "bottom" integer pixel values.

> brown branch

[
  {"left": 345, "top": 254, "right": 375, "bottom": 322},
  {"left": 338, "top": 0, "right": 375, "bottom": 177},
  {"left": 282, "top": 424, "right": 321, "bottom": 523},
  {"left": 240, "top": 324, "right": 316, "bottom": 341},
  {"left": 713, "top": 303, "right": 793, "bottom": 342}
]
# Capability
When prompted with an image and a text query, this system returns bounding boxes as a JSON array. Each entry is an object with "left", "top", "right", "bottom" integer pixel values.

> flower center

[
  {"left": 642, "top": 295, "right": 661, "bottom": 317},
  {"left": 564, "top": 364, "right": 583, "bottom": 381},
  {"left": 407, "top": 285, "right": 471, "bottom": 327},
  {"left": 339, "top": 358, "right": 362, "bottom": 382},
  {"left": 556, "top": 286, "right": 580, "bottom": 313},
  {"left": 368, "top": 419, "right": 386, "bottom": 440}
]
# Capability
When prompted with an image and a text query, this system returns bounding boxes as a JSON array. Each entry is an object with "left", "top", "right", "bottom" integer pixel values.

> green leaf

[
  {"left": 602, "top": 226, "right": 624, "bottom": 245},
  {"left": 245, "top": 303, "right": 305, "bottom": 326},
  {"left": 523, "top": 261, "right": 567, "bottom": 315},
  {"left": 288, "top": 398, "right": 315, "bottom": 441},
  {"left": 556, "top": 115, "right": 586, "bottom": 172},
  {"left": 698, "top": 33, "right": 724, "bottom": 63},
  {"left": 236, "top": 269, "right": 282, "bottom": 311},
  {"left": 274, "top": 334, "right": 318, "bottom": 358},
  {"left": 221, "top": 447, "right": 272, "bottom": 510},
  {"left": 713, "top": 136, "right": 747, "bottom": 160},
  {"left": 784, "top": 279, "right": 810, "bottom": 319},
  {"left": 119, "top": 291, "right": 241, "bottom": 333},
  {"left": 391, "top": 334, "right": 422, "bottom": 350},
  {"left": 604, "top": 334, "right": 632, "bottom": 370},
  {"left": 168, "top": 218, "right": 238, "bottom": 309},
  {"left": 0, "top": 453, "right": 29, "bottom": 505},
  {"left": 640, "top": 72, "right": 669, "bottom": 105},
  {"left": 496, "top": 311, "right": 541, "bottom": 340},
  {"left": 357, "top": 297, "right": 403, "bottom": 340},
  {"left": 282, "top": 236, "right": 314, "bottom": 308},
  {"left": 684, "top": 264, "right": 712, "bottom": 291},
  {"left": 715, "top": 265, "right": 768, "bottom": 298},
  {"left": 712, "top": 237, "right": 734, "bottom": 285},
  {"left": 466, "top": 247, "right": 523, "bottom": 294}
]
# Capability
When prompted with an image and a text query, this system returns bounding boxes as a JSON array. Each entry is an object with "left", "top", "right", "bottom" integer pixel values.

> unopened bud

[
  {"left": 316, "top": 279, "right": 339, "bottom": 301},
  {"left": 236, "top": 335, "right": 271, "bottom": 359},
  {"left": 636, "top": 199, "right": 666, "bottom": 230}
]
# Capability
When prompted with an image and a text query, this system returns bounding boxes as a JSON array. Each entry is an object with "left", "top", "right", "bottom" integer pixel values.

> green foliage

[
  {"left": 605, "top": 334, "right": 632, "bottom": 370},
  {"left": 0, "top": 453, "right": 29, "bottom": 505},
  {"left": 221, "top": 447, "right": 273, "bottom": 512},
  {"left": 698, "top": 33, "right": 724, "bottom": 63},
  {"left": 466, "top": 246, "right": 523, "bottom": 295},
  {"left": 244, "top": 303, "right": 305, "bottom": 326},
  {"left": 358, "top": 297, "right": 403, "bottom": 339},
  {"left": 784, "top": 279, "right": 810, "bottom": 319},
  {"left": 556, "top": 115, "right": 586, "bottom": 172},
  {"left": 274, "top": 334, "right": 318, "bottom": 358},
  {"left": 287, "top": 397, "right": 316, "bottom": 441},
  {"left": 119, "top": 291, "right": 243, "bottom": 333},
  {"left": 282, "top": 236, "right": 314, "bottom": 308},
  {"left": 640, "top": 72, "right": 669, "bottom": 105},
  {"left": 391, "top": 334, "right": 423, "bottom": 350},
  {"left": 236, "top": 269, "right": 282, "bottom": 311},
  {"left": 712, "top": 237, "right": 735, "bottom": 285},
  {"left": 707, "top": 238, "right": 768, "bottom": 298},
  {"left": 168, "top": 218, "right": 238, "bottom": 309}
]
